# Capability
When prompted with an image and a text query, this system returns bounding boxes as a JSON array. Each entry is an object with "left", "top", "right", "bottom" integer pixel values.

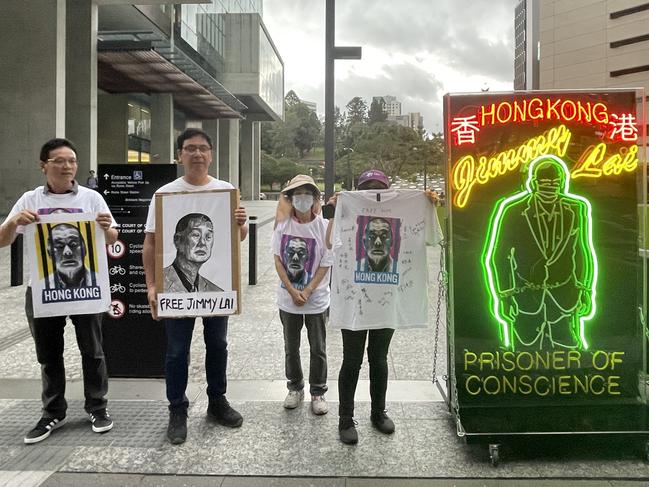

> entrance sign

[
  {"left": 99, "top": 163, "right": 177, "bottom": 377},
  {"left": 444, "top": 90, "right": 647, "bottom": 435}
]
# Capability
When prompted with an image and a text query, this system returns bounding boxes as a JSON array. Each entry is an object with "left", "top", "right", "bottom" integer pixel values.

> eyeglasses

[
  {"left": 182, "top": 145, "right": 212, "bottom": 154},
  {"left": 47, "top": 158, "right": 78, "bottom": 165}
]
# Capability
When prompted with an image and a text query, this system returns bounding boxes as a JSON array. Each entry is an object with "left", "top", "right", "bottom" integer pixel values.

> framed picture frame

[
  {"left": 26, "top": 212, "right": 110, "bottom": 318},
  {"left": 154, "top": 189, "right": 241, "bottom": 318}
]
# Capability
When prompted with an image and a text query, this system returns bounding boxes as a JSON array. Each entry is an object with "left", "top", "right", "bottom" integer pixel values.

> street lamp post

[{"left": 324, "top": 0, "right": 361, "bottom": 200}]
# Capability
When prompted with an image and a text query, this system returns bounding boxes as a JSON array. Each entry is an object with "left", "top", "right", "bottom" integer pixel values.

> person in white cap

[{"left": 271, "top": 174, "right": 333, "bottom": 416}]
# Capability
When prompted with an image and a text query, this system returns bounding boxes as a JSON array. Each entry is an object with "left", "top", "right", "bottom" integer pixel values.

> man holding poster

[
  {"left": 143, "top": 128, "right": 248, "bottom": 445},
  {"left": 0, "top": 138, "right": 118, "bottom": 444}
]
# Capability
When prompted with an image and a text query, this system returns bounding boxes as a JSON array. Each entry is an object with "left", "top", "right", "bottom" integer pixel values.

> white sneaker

[
  {"left": 311, "top": 395, "right": 329, "bottom": 415},
  {"left": 283, "top": 390, "right": 304, "bottom": 409}
]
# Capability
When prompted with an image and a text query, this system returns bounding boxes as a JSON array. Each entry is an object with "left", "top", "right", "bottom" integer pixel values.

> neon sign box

[{"left": 444, "top": 90, "right": 647, "bottom": 435}]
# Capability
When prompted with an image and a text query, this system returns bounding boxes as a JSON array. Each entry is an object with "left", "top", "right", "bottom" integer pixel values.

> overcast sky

[{"left": 263, "top": 0, "right": 518, "bottom": 134}]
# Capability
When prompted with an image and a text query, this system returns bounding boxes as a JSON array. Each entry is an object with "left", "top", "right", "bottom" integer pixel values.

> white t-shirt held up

[{"left": 329, "top": 189, "right": 443, "bottom": 330}]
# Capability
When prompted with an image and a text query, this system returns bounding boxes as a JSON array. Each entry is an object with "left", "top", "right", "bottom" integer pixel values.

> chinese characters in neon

[
  {"left": 608, "top": 113, "right": 639, "bottom": 142},
  {"left": 449, "top": 98, "right": 638, "bottom": 146},
  {"left": 450, "top": 115, "right": 480, "bottom": 146}
]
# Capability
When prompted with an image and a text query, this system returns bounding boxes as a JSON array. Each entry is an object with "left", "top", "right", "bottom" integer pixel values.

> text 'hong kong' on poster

[
  {"left": 155, "top": 189, "right": 241, "bottom": 318},
  {"left": 26, "top": 212, "right": 111, "bottom": 318}
]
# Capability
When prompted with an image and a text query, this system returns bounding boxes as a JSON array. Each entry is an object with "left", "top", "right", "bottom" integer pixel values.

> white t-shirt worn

[
  {"left": 145, "top": 176, "right": 234, "bottom": 233},
  {"left": 329, "top": 189, "right": 443, "bottom": 330},
  {"left": 271, "top": 215, "right": 333, "bottom": 314},
  {"left": 2, "top": 183, "right": 117, "bottom": 284}
]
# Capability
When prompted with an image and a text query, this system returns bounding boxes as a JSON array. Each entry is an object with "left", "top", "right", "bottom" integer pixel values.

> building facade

[
  {"left": 514, "top": 0, "right": 540, "bottom": 90},
  {"left": 388, "top": 112, "right": 424, "bottom": 132},
  {"left": 373, "top": 95, "right": 402, "bottom": 117},
  {"left": 533, "top": 0, "right": 648, "bottom": 135},
  {"left": 0, "top": 0, "right": 283, "bottom": 213}
]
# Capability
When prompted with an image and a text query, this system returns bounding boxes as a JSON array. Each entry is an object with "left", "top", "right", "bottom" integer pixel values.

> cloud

[{"left": 262, "top": 0, "right": 518, "bottom": 132}]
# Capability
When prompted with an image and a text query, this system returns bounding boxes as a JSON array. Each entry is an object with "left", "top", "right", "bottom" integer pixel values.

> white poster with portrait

[
  {"left": 155, "top": 189, "right": 241, "bottom": 317},
  {"left": 25, "top": 213, "right": 111, "bottom": 318}
]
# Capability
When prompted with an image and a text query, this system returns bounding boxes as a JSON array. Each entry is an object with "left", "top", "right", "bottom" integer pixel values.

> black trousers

[
  {"left": 338, "top": 328, "right": 394, "bottom": 418},
  {"left": 25, "top": 288, "right": 108, "bottom": 418}
]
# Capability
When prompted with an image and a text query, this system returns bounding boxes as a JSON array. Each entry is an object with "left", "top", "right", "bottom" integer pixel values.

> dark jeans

[
  {"left": 279, "top": 309, "right": 328, "bottom": 396},
  {"left": 25, "top": 288, "right": 108, "bottom": 418},
  {"left": 165, "top": 315, "right": 228, "bottom": 411},
  {"left": 338, "top": 328, "right": 394, "bottom": 418}
]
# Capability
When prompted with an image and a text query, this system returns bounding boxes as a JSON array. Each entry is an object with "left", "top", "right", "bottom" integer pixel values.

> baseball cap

[{"left": 357, "top": 169, "right": 389, "bottom": 188}]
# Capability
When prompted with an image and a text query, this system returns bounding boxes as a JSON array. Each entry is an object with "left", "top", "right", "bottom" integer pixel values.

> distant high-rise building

[
  {"left": 514, "top": 0, "right": 539, "bottom": 90},
  {"left": 373, "top": 95, "right": 402, "bottom": 116},
  {"left": 302, "top": 100, "right": 317, "bottom": 113},
  {"left": 387, "top": 112, "right": 423, "bottom": 131},
  {"left": 530, "top": 0, "right": 648, "bottom": 134}
]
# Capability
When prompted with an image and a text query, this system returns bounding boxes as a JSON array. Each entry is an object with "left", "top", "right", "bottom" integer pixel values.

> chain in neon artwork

[{"left": 483, "top": 155, "right": 597, "bottom": 351}]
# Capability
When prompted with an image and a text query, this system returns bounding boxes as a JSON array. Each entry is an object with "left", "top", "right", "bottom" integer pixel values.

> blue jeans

[{"left": 165, "top": 316, "right": 228, "bottom": 411}]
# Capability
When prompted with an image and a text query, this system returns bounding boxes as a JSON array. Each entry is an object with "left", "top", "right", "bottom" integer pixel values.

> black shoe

[
  {"left": 207, "top": 396, "right": 243, "bottom": 428},
  {"left": 24, "top": 415, "right": 66, "bottom": 444},
  {"left": 338, "top": 416, "right": 358, "bottom": 445},
  {"left": 167, "top": 409, "right": 188, "bottom": 444},
  {"left": 371, "top": 410, "right": 395, "bottom": 434},
  {"left": 89, "top": 409, "right": 113, "bottom": 433}
]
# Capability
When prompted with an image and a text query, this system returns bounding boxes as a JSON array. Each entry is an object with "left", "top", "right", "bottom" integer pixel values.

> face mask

[{"left": 292, "top": 194, "right": 314, "bottom": 213}]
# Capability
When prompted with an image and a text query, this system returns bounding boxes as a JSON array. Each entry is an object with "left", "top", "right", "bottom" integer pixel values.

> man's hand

[
  {"left": 578, "top": 289, "right": 592, "bottom": 315},
  {"left": 95, "top": 212, "right": 113, "bottom": 231},
  {"left": 500, "top": 295, "right": 519, "bottom": 321},
  {"left": 234, "top": 207, "right": 247, "bottom": 226},
  {"left": 12, "top": 210, "right": 39, "bottom": 226},
  {"left": 147, "top": 287, "right": 160, "bottom": 321}
]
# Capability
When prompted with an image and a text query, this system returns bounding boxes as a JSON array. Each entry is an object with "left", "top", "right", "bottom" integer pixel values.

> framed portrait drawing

[
  {"left": 154, "top": 189, "right": 241, "bottom": 318},
  {"left": 26, "top": 212, "right": 111, "bottom": 318}
]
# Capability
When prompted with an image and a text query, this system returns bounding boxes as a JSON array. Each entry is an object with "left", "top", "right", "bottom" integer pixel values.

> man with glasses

[
  {"left": 143, "top": 128, "right": 248, "bottom": 445},
  {"left": 0, "top": 138, "right": 118, "bottom": 444}
]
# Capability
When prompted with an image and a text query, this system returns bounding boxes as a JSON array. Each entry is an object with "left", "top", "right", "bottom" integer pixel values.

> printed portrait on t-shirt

[
  {"left": 280, "top": 234, "right": 317, "bottom": 290},
  {"left": 354, "top": 215, "right": 402, "bottom": 284}
]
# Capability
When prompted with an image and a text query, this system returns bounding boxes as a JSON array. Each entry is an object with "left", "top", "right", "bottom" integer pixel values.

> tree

[
  {"left": 261, "top": 152, "right": 309, "bottom": 187},
  {"left": 291, "top": 103, "right": 321, "bottom": 158},
  {"left": 262, "top": 91, "right": 322, "bottom": 159},
  {"left": 368, "top": 98, "right": 387, "bottom": 124},
  {"left": 345, "top": 97, "right": 368, "bottom": 125}
]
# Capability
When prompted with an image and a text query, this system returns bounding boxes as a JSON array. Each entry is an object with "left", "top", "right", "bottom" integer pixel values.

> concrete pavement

[{"left": 1, "top": 201, "right": 649, "bottom": 486}]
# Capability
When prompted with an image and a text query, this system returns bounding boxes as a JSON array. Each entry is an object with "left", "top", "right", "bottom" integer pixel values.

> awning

[{"left": 98, "top": 31, "right": 247, "bottom": 119}]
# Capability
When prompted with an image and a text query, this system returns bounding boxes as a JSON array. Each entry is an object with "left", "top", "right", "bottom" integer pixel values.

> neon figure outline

[{"left": 483, "top": 154, "right": 598, "bottom": 351}]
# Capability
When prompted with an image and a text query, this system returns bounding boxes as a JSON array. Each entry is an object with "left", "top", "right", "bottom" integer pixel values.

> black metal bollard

[
  {"left": 248, "top": 216, "right": 257, "bottom": 285},
  {"left": 10, "top": 234, "right": 23, "bottom": 286}
]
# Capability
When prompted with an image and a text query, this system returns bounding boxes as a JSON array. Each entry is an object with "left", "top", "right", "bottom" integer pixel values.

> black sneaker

[
  {"left": 167, "top": 409, "right": 188, "bottom": 444},
  {"left": 89, "top": 409, "right": 113, "bottom": 433},
  {"left": 371, "top": 410, "right": 395, "bottom": 434},
  {"left": 24, "top": 416, "right": 66, "bottom": 444},
  {"left": 339, "top": 416, "right": 358, "bottom": 445},
  {"left": 207, "top": 396, "right": 243, "bottom": 428}
]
